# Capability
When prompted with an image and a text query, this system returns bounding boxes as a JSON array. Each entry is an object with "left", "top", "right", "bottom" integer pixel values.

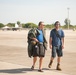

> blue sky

[{"left": 0, "top": 0, "right": 76, "bottom": 25}]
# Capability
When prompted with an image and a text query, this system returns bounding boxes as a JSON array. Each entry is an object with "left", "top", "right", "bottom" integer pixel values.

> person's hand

[
  {"left": 49, "top": 45, "right": 52, "bottom": 49},
  {"left": 62, "top": 45, "right": 64, "bottom": 49},
  {"left": 33, "top": 38, "right": 39, "bottom": 42}
]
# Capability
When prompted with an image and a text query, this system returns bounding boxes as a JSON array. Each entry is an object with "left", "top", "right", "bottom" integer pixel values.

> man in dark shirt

[{"left": 48, "top": 21, "right": 64, "bottom": 71}]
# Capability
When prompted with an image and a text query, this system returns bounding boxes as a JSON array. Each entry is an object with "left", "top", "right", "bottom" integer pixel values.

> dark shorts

[
  {"left": 52, "top": 45, "right": 63, "bottom": 58},
  {"left": 32, "top": 43, "right": 45, "bottom": 57}
]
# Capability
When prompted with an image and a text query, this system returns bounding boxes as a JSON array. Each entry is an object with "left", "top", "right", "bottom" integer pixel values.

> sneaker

[
  {"left": 31, "top": 66, "right": 34, "bottom": 70},
  {"left": 38, "top": 69, "right": 43, "bottom": 72},
  {"left": 56, "top": 64, "right": 62, "bottom": 71}
]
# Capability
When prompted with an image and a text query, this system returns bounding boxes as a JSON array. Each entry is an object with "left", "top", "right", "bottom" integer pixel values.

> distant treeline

[{"left": 0, "top": 22, "right": 76, "bottom": 29}]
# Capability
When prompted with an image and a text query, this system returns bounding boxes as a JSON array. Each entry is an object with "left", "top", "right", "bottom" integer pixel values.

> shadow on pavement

[
  {"left": 0, "top": 68, "right": 34, "bottom": 74},
  {"left": 0, "top": 68, "right": 58, "bottom": 74}
]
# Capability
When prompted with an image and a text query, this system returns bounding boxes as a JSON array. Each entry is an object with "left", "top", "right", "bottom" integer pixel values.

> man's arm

[
  {"left": 32, "top": 38, "right": 39, "bottom": 42},
  {"left": 61, "top": 37, "right": 64, "bottom": 49},
  {"left": 61, "top": 30, "right": 65, "bottom": 49},
  {"left": 49, "top": 37, "right": 52, "bottom": 49}
]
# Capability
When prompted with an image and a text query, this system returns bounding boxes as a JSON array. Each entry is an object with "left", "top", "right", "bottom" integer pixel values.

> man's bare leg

[
  {"left": 38, "top": 57, "right": 43, "bottom": 72},
  {"left": 56, "top": 57, "right": 62, "bottom": 71},
  {"left": 31, "top": 57, "right": 37, "bottom": 70}
]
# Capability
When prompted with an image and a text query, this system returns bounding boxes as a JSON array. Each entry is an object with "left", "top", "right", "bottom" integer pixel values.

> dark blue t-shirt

[
  {"left": 50, "top": 29, "right": 64, "bottom": 46},
  {"left": 37, "top": 29, "right": 44, "bottom": 42}
]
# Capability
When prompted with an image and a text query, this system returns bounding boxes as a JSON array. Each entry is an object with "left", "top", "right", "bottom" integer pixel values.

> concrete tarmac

[{"left": 0, "top": 30, "right": 76, "bottom": 75}]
